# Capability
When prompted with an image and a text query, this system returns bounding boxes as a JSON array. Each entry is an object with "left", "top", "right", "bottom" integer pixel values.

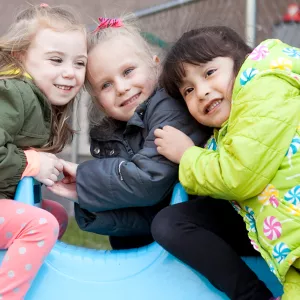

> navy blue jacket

[{"left": 74, "top": 88, "right": 211, "bottom": 235}]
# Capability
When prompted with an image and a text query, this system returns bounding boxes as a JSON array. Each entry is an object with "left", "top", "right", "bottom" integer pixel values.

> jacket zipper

[{"left": 118, "top": 161, "right": 125, "bottom": 181}]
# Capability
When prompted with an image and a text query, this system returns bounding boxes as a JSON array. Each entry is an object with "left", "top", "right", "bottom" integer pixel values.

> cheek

[
  {"left": 78, "top": 70, "right": 86, "bottom": 84},
  {"left": 96, "top": 96, "right": 112, "bottom": 111},
  {"left": 186, "top": 101, "right": 198, "bottom": 117}
]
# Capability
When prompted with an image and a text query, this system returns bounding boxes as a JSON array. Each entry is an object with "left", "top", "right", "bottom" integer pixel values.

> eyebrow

[{"left": 44, "top": 51, "right": 87, "bottom": 59}]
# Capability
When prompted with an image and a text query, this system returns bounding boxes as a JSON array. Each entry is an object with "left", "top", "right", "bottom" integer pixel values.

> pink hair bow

[
  {"left": 40, "top": 3, "right": 49, "bottom": 7},
  {"left": 93, "top": 17, "right": 123, "bottom": 33}
]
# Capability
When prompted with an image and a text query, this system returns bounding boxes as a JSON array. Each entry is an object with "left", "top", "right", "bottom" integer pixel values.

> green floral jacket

[{"left": 179, "top": 39, "right": 300, "bottom": 283}]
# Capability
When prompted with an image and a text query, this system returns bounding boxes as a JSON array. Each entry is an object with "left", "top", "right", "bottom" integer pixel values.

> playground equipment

[
  {"left": 0, "top": 177, "right": 283, "bottom": 299},
  {"left": 273, "top": 3, "right": 300, "bottom": 48}
]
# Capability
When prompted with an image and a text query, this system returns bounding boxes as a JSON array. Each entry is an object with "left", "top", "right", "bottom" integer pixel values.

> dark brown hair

[{"left": 160, "top": 26, "right": 252, "bottom": 99}]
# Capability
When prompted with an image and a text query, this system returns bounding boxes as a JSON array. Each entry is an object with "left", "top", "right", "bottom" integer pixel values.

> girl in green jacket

[
  {"left": 0, "top": 4, "right": 87, "bottom": 299},
  {"left": 154, "top": 26, "right": 300, "bottom": 300}
]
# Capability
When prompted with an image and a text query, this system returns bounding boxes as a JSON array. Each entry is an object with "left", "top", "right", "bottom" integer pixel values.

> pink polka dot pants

[{"left": 0, "top": 199, "right": 68, "bottom": 299}]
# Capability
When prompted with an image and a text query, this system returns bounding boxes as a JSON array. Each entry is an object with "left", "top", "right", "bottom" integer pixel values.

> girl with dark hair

[{"left": 153, "top": 26, "right": 300, "bottom": 299}]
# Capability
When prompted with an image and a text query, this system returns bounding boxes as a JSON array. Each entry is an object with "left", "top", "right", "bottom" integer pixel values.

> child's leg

[
  {"left": 0, "top": 200, "right": 59, "bottom": 299},
  {"left": 75, "top": 199, "right": 167, "bottom": 237},
  {"left": 42, "top": 199, "right": 68, "bottom": 239},
  {"left": 151, "top": 197, "right": 273, "bottom": 300},
  {"left": 75, "top": 199, "right": 168, "bottom": 249},
  {"left": 281, "top": 259, "right": 300, "bottom": 300},
  {"left": 109, "top": 235, "right": 154, "bottom": 250}
]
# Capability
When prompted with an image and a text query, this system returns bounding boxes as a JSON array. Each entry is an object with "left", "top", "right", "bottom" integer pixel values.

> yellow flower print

[
  {"left": 258, "top": 184, "right": 279, "bottom": 205},
  {"left": 287, "top": 204, "right": 300, "bottom": 216},
  {"left": 270, "top": 57, "right": 292, "bottom": 71}
]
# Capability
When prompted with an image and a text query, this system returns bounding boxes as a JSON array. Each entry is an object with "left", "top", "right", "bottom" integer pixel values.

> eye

[
  {"left": 183, "top": 87, "right": 194, "bottom": 96},
  {"left": 124, "top": 68, "right": 134, "bottom": 76},
  {"left": 102, "top": 82, "right": 111, "bottom": 90},
  {"left": 75, "top": 60, "right": 86, "bottom": 68},
  {"left": 205, "top": 69, "right": 216, "bottom": 78},
  {"left": 50, "top": 57, "right": 63, "bottom": 64}
]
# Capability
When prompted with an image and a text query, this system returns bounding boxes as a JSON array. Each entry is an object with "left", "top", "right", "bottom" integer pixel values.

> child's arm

[
  {"left": 0, "top": 81, "right": 28, "bottom": 186},
  {"left": 178, "top": 74, "right": 300, "bottom": 201},
  {"left": 74, "top": 90, "right": 211, "bottom": 212}
]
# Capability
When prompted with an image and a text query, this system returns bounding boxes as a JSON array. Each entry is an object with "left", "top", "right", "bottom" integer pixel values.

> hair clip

[
  {"left": 93, "top": 17, "right": 123, "bottom": 33},
  {"left": 40, "top": 3, "right": 49, "bottom": 8}
]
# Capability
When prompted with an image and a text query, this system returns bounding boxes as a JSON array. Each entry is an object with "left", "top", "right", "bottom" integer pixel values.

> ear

[{"left": 152, "top": 55, "right": 160, "bottom": 64}]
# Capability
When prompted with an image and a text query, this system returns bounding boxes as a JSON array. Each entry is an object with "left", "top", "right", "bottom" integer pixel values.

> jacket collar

[
  {"left": 126, "top": 98, "right": 150, "bottom": 129},
  {"left": 125, "top": 88, "right": 156, "bottom": 129}
]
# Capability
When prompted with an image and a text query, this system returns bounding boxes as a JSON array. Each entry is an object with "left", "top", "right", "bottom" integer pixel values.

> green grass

[{"left": 61, "top": 216, "right": 111, "bottom": 250}]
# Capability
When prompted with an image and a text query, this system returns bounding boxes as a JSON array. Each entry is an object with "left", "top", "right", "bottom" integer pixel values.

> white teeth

[
  {"left": 55, "top": 85, "right": 72, "bottom": 90},
  {"left": 121, "top": 94, "right": 140, "bottom": 106},
  {"left": 207, "top": 100, "right": 222, "bottom": 112}
]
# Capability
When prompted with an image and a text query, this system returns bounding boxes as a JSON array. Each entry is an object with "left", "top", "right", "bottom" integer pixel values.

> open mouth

[
  {"left": 120, "top": 93, "right": 141, "bottom": 107},
  {"left": 54, "top": 84, "right": 73, "bottom": 91},
  {"left": 205, "top": 99, "right": 223, "bottom": 114}
]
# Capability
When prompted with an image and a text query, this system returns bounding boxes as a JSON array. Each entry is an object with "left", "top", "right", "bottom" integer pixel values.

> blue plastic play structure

[{"left": 0, "top": 178, "right": 283, "bottom": 299}]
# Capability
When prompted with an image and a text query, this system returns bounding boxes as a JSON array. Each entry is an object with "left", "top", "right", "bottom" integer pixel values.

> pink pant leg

[
  {"left": 0, "top": 200, "right": 59, "bottom": 300},
  {"left": 42, "top": 199, "right": 68, "bottom": 239}
]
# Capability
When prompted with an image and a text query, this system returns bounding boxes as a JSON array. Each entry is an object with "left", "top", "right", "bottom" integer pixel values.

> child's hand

[
  {"left": 47, "top": 160, "right": 79, "bottom": 202},
  {"left": 34, "top": 152, "right": 63, "bottom": 186},
  {"left": 47, "top": 181, "right": 78, "bottom": 202},
  {"left": 60, "top": 160, "right": 78, "bottom": 184},
  {"left": 154, "top": 125, "right": 195, "bottom": 164}
]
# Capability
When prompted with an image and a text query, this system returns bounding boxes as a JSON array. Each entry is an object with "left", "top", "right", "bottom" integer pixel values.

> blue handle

[
  {"left": 170, "top": 182, "right": 188, "bottom": 205},
  {"left": 14, "top": 177, "right": 42, "bottom": 207}
]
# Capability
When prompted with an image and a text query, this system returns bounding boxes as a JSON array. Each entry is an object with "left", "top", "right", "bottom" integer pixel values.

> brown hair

[
  {"left": 0, "top": 4, "right": 86, "bottom": 153},
  {"left": 160, "top": 26, "right": 252, "bottom": 100}
]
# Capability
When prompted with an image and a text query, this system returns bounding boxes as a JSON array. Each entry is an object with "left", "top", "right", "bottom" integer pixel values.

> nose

[
  {"left": 62, "top": 64, "right": 75, "bottom": 79},
  {"left": 195, "top": 81, "right": 210, "bottom": 101},
  {"left": 115, "top": 78, "right": 130, "bottom": 95}
]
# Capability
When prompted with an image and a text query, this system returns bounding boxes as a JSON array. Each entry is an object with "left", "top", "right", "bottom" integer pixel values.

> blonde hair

[
  {"left": 86, "top": 14, "right": 159, "bottom": 126},
  {"left": 0, "top": 4, "right": 86, "bottom": 153}
]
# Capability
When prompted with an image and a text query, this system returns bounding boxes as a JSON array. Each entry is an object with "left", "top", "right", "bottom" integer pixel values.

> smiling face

[
  {"left": 22, "top": 27, "right": 87, "bottom": 106},
  {"left": 87, "top": 36, "right": 157, "bottom": 121},
  {"left": 179, "top": 57, "right": 234, "bottom": 128}
]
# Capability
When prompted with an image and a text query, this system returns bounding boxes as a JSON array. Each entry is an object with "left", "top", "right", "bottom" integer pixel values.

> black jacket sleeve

[{"left": 76, "top": 90, "right": 211, "bottom": 212}]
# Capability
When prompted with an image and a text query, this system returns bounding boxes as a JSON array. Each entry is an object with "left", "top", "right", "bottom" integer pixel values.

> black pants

[{"left": 151, "top": 197, "right": 273, "bottom": 300}]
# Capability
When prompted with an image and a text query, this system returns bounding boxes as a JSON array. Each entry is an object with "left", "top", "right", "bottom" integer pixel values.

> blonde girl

[{"left": 49, "top": 16, "right": 210, "bottom": 250}]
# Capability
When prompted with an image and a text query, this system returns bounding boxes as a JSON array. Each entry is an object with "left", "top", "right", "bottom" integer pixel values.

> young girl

[
  {"left": 0, "top": 4, "right": 87, "bottom": 299},
  {"left": 153, "top": 26, "right": 300, "bottom": 299},
  {"left": 48, "top": 16, "right": 211, "bottom": 250}
]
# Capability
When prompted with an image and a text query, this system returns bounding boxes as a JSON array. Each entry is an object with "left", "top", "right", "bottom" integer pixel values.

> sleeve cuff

[{"left": 22, "top": 150, "right": 40, "bottom": 178}]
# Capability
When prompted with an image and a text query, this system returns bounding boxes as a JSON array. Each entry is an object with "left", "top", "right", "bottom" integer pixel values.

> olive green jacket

[{"left": 0, "top": 78, "right": 51, "bottom": 198}]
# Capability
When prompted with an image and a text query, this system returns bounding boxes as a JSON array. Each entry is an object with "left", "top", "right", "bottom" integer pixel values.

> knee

[
  {"left": 34, "top": 208, "right": 60, "bottom": 241},
  {"left": 151, "top": 206, "right": 181, "bottom": 247},
  {"left": 43, "top": 200, "right": 69, "bottom": 226}
]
